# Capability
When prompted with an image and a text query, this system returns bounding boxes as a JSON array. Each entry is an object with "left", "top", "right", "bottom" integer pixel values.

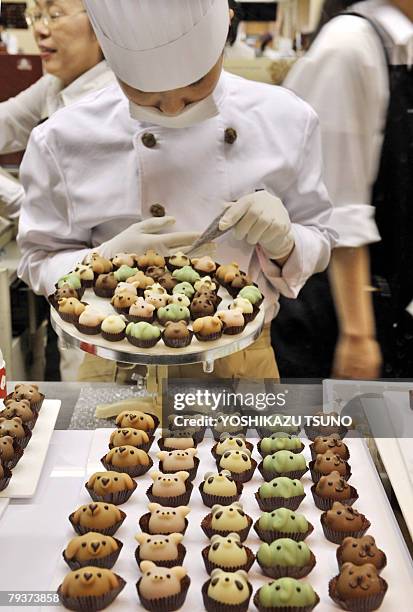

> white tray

[
  {"left": 46, "top": 428, "right": 413, "bottom": 611},
  {"left": 0, "top": 400, "right": 61, "bottom": 499}
]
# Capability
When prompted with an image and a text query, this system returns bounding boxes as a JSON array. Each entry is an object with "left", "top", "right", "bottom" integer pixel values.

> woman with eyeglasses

[{"left": 0, "top": 0, "right": 114, "bottom": 218}]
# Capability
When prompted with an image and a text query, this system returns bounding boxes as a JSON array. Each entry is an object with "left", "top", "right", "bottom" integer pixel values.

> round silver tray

[{"left": 50, "top": 287, "right": 265, "bottom": 367}]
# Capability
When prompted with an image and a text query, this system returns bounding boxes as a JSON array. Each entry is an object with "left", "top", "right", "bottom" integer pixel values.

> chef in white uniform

[{"left": 17, "top": 0, "right": 335, "bottom": 381}]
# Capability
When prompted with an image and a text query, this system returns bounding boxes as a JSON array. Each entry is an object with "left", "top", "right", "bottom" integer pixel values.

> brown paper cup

[
  {"left": 159, "top": 457, "right": 199, "bottom": 482},
  {"left": 162, "top": 330, "right": 193, "bottom": 348},
  {"left": 136, "top": 575, "right": 190, "bottom": 612},
  {"left": 101, "top": 455, "right": 153, "bottom": 478},
  {"left": 254, "top": 519, "right": 314, "bottom": 543},
  {"left": 135, "top": 543, "right": 187, "bottom": 568},
  {"left": 320, "top": 513, "right": 371, "bottom": 545},
  {"left": 69, "top": 511, "right": 126, "bottom": 537},
  {"left": 146, "top": 482, "right": 193, "bottom": 507},
  {"left": 336, "top": 546, "right": 387, "bottom": 573},
  {"left": 14, "top": 427, "right": 32, "bottom": 450},
  {"left": 194, "top": 330, "right": 223, "bottom": 342},
  {"left": 63, "top": 538, "right": 123, "bottom": 570},
  {"left": 199, "top": 480, "right": 243, "bottom": 508},
  {"left": 101, "top": 330, "right": 126, "bottom": 343},
  {"left": 310, "top": 441, "right": 350, "bottom": 462},
  {"left": 311, "top": 483, "right": 359, "bottom": 511},
  {"left": 211, "top": 441, "right": 254, "bottom": 461},
  {"left": 309, "top": 460, "right": 352, "bottom": 484},
  {"left": 202, "top": 579, "right": 253, "bottom": 612},
  {"left": 57, "top": 575, "right": 126, "bottom": 611},
  {"left": 127, "top": 313, "right": 155, "bottom": 324},
  {"left": 328, "top": 575, "right": 388, "bottom": 611},
  {"left": 257, "top": 439, "right": 305, "bottom": 458},
  {"left": 0, "top": 465, "right": 12, "bottom": 492},
  {"left": 256, "top": 550, "right": 316, "bottom": 579},
  {"left": 255, "top": 491, "right": 306, "bottom": 512},
  {"left": 93, "top": 285, "right": 117, "bottom": 298},
  {"left": 201, "top": 513, "right": 253, "bottom": 542},
  {"left": 138, "top": 513, "right": 189, "bottom": 536},
  {"left": 258, "top": 461, "right": 308, "bottom": 482},
  {"left": 85, "top": 479, "right": 137, "bottom": 506},
  {"left": 202, "top": 544, "right": 255, "bottom": 574},
  {"left": 253, "top": 590, "right": 320, "bottom": 612},
  {"left": 126, "top": 334, "right": 161, "bottom": 348},
  {"left": 75, "top": 322, "right": 102, "bottom": 336}
]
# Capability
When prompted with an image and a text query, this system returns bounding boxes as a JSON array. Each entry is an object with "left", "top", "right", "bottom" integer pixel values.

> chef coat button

[
  {"left": 224, "top": 127, "right": 238, "bottom": 144},
  {"left": 150, "top": 203, "right": 165, "bottom": 217},
  {"left": 142, "top": 132, "right": 157, "bottom": 148}
]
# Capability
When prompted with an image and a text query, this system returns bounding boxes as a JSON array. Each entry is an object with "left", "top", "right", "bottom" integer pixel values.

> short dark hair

[{"left": 227, "top": 1, "right": 243, "bottom": 46}]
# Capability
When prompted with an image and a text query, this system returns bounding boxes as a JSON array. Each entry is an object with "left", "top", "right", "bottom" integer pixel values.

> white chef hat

[{"left": 84, "top": 0, "right": 230, "bottom": 92}]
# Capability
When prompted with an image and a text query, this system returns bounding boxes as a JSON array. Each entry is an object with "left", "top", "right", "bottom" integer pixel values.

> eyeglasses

[{"left": 25, "top": 8, "right": 87, "bottom": 29}]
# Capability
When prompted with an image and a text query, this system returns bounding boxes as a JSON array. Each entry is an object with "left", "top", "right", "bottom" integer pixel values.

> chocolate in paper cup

[
  {"left": 59, "top": 303, "right": 88, "bottom": 325},
  {"left": 310, "top": 441, "right": 350, "bottom": 462},
  {"left": 126, "top": 334, "right": 161, "bottom": 349},
  {"left": 257, "top": 439, "right": 305, "bottom": 458},
  {"left": 201, "top": 513, "right": 253, "bottom": 542},
  {"left": 93, "top": 285, "right": 117, "bottom": 298},
  {"left": 136, "top": 574, "right": 190, "bottom": 612},
  {"left": 336, "top": 546, "right": 387, "bottom": 573},
  {"left": 57, "top": 574, "right": 126, "bottom": 611},
  {"left": 328, "top": 574, "right": 388, "bottom": 611},
  {"left": 80, "top": 279, "right": 93, "bottom": 289},
  {"left": 146, "top": 482, "right": 193, "bottom": 507},
  {"left": 69, "top": 510, "right": 126, "bottom": 537},
  {"left": 101, "top": 455, "right": 153, "bottom": 478},
  {"left": 254, "top": 519, "right": 314, "bottom": 543},
  {"left": 162, "top": 330, "right": 193, "bottom": 348},
  {"left": 199, "top": 480, "right": 243, "bottom": 508},
  {"left": 202, "top": 578, "right": 252, "bottom": 612},
  {"left": 113, "top": 305, "right": 133, "bottom": 316},
  {"left": 255, "top": 491, "right": 306, "bottom": 512},
  {"left": 138, "top": 413, "right": 160, "bottom": 437},
  {"left": 109, "top": 434, "right": 155, "bottom": 454},
  {"left": 320, "top": 513, "right": 371, "bottom": 545},
  {"left": 159, "top": 457, "right": 199, "bottom": 482},
  {"left": 101, "top": 330, "right": 126, "bottom": 343},
  {"left": 253, "top": 589, "right": 320, "bottom": 612},
  {"left": 63, "top": 538, "right": 123, "bottom": 571},
  {"left": 258, "top": 461, "right": 308, "bottom": 482},
  {"left": 211, "top": 441, "right": 254, "bottom": 461},
  {"left": 0, "top": 465, "right": 12, "bottom": 492},
  {"left": 139, "top": 512, "right": 189, "bottom": 536},
  {"left": 157, "top": 437, "right": 197, "bottom": 451},
  {"left": 309, "top": 460, "right": 352, "bottom": 484},
  {"left": 311, "top": 483, "right": 359, "bottom": 511},
  {"left": 85, "top": 479, "right": 137, "bottom": 506},
  {"left": 215, "top": 459, "right": 257, "bottom": 483},
  {"left": 11, "top": 412, "right": 38, "bottom": 431},
  {"left": 5, "top": 391, "right": 45, "bottom": 415},
  {"left": 76, "top": 322, "right": 102, "bottom": 336},
  {"left": 2, "top": 445, "right": 24, "bottom": 470},
  {"left": 256, "top": 550, "right": 316, "bottom": 580},
  {"left": 134, "top": 543, "right": 187, "bottom": 568},
  {"left": 202, "top": 544, "right": 255, "bottom": 575},
  {"left": 304, "top": 423, "right": 348, "bottom": 441},
  {"left": 194, "top": 330, "right": 223, "bottom": 342},
  {"left": 14, "top": 427, "right": 32, "bottom": 450},
  {"left": 221, "top": 325, "right": 245, "bottom": 338}
]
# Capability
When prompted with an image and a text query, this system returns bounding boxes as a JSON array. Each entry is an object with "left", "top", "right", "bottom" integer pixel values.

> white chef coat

[
  {"left": 284, "top": 0, "right": 413, "bottom": 248},
  {"left": 17, "top": 70, "right": 335, "bottom": 320},
  {"left": 0, "top": 61, "right": 114, "bottom": 218}
]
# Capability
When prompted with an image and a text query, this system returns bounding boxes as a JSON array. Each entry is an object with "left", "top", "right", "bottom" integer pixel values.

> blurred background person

[
  {"left": 225, "top": 1, "right": 256, "bottom": 59},
  {"left": 0, "top": 14, "right": 19, "bottom": 54},
  {"left": 272, "top": 0, "right": 413, "bottom": 379}
]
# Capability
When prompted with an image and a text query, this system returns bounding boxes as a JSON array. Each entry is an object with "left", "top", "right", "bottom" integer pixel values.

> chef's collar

[{"left": 374, "top": 1, "right": 413, "bottom": 67}]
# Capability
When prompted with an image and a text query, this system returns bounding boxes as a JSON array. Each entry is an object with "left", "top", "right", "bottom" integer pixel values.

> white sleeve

[
  {"left": 0, "top": 76, "right": 50, "bottom": 154},
  {"left": 17, "top": 128, "right": 91, "bottom": 296},
  {"left": 258, "top": 109, "right": 335, "bottom": 298},
  {"left": 284, "top": 16, "right": 388, "bottom": 247},
  {"left": 0, "top": 171, "right": 24, "bottom": 219}
]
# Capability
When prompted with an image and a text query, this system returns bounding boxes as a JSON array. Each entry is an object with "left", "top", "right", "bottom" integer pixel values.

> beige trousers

[{"left": 77, "top": 324, "right": 279, "bottom": 383}]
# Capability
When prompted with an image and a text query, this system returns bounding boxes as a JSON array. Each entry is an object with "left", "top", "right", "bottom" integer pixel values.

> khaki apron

[{"left": 77, "top": 324, "right": 279, "bottom": 383}]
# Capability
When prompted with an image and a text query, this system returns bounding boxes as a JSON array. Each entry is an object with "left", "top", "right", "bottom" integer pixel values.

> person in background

[
  {"left": 225, "top": 1, "right": 256, "bottom": 59},
  {"left": 272, "top": 0, "right": 413, "bottom": 379},
  {"left": 0, "top": 0, "right": 114, "bottom": 219},
  {"left": 0, "top": 15, "right": 19, "bottom": 54}
]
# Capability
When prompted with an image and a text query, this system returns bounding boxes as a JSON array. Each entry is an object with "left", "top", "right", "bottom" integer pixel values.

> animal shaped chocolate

[
  {"left": 87, "top": 471, "right": 135, "bottom": 496},
  {"left": 314, "top": 450, "right": 348, "bottom": 476},
  {"left": 104, "top": 446, "right": 150, "bottom": 468},
  {"left": 207, "top": 569, "right": 250, "bottom": 606},
  {"left": 324, "top": 503, "right": 366, "bottom": 532},
  {"left": 157, "top": 449, "right": 197, "bottom": 471},
  {"left": 135, "top": 533, "right": 183, "bottom": 562},
  {"left": 211, "top": 503, "right": 249, "bottom": 532},
  {"left": 315, "top": 471, "right": 352, "bottom": 500},
  {"left": 338, "top": 536, "right": 386, "bottom": 569},
  {"left": 109, "top": 428, "right": 150, "bottom": 448},
  {"left": 203, "top": 471, "right": 238, "bottom": 497},
  {"left": 65, "top": 533, "right": 119, "bottom": 562},
  {"left": 139, "top": 561, "right": 186, "bottom": 600},
  {"left": 71, "top": 503, "right": 123, "bottom": 531},
  {"left": 60, "top": 567, "right": 119, "bottom": 598},
  {"left": 150, "top": 471, "right": 189, "bottom": 498},
  {"left": 336, "top": 563, "right": 383, "bottom": 600},
  {"left": 147, "top": 503, "right": 190, "bottom": 534},
  {"left": 115, "top": 411, "right": 155, "bottom": 432},
  {"left": 208, "top": 533, "right": 248, "bottom": 568}
]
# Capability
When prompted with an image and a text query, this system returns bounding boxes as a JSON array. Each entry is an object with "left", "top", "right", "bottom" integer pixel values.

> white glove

[
  {"left": 219, "top": 191, "right": 295, "bottom": 260},
  {"left": 97, "top": 216, "right": 199, "bottom": 259}
]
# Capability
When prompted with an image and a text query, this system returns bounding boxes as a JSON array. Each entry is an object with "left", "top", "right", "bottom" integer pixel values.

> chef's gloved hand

[
  {"left": 219, "top": 191, "right": 295, "bottom": 260},
  {"left": 97, "top": 216, "right": 199, "bottom": 259}
]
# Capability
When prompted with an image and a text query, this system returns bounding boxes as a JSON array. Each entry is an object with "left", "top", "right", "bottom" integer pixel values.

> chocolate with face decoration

[
  {"left": 71, "top": 503, "right": 124, "bottom": 531},
  {"left": 150, "top": 471, "right": 189, "bottom": 498},
  {"left": 135, "top": 532, "right": 183, "bottom": 562},
  {"left": 219, "top": 450, "right": 252, "bottom": 474},
  {"left": 207, "top": 569, "right": 250, "bottom": 606},
  {"left": 315, "top": 471, "right": 353, "bottom": 501},
  {"left": 324, "top": 502, "right": 366, "bottom": 532},
  {"left": 87, "top": 471, "right": 135, "bottom": 496},
  {"left": 109, "top": 428, "right": 150, "bottom": 449},
  {"left": 336, "top": 562, "right": 383, "bottom": 600},
  {"left": 138, "top": 561, "right": 187, "bottom": 600},
  {"left": 338, "top": 536, "right": 386, "bottom": 570},
  {"left": 147, "top": 503, "right": 191, "bottom": 534},
  {"left": 157, "top": 449, "right": 197, "bottom": 471},
  {"left": 312, "top": 434, "right": 349, "bottom": 459},
  {"left": 2, "top": 399, "right": 35, "bottom": 424},
  {"left": 11, "top": 383, "right": 42, "bottom": 406},
  {"left": 203, "top": 471, "right": 238, "bottom": 498},
  {"left": 208, "top": 533, "right": 248, "bottom": 568},
  {"left": 60, "top": 567, "right": 120, "bottom": 598},
  {"left": 115, "top": 410, "right": 156, "bottom": 432},
  {"left": 211, "top": 503, "right": 249, "bottom": 532},
  {"left": 0, "top": 436, "right": 16, "bottom": 462},
  {"left": 215, "top": 434, "right": 248, "bottom": 456},
  {"left": 65, "top": 533, "right": 119, "bottom": 562},
  {"left": 104, "top": 446, "right": 150, "bottom": 468},
  {"left": 0, "top": 417, "right": 26, "bottom": 441},
  {"left": 314, "top": 451, "right": 348, "bottom": 476}
]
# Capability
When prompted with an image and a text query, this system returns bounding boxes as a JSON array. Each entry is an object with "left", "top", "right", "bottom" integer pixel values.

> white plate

[
  {"left": 0, "top": 400, "right": 61, "bottom": 499},
  {"left": 46, "top": 429, "right": 413, "bottom": 611}
]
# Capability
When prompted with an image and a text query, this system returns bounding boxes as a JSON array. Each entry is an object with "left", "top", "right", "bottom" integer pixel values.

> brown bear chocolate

[
  {"left": 115, "top": 411, "right": 155, "bottom": 432},
  {"left": 190, "top": 298, "right": 215, "bottom": 318},
  {"left": 0, "top": 417, "right": 26, "bottom": 441},
  {"left": 109, "top": 428, "right": 150, "bottom": 448},
  {"left": 0, "top": 436, "right": 16, "bottom": 462},
  {"left": 71, "top": 503, "right": 123, "bottom": 530},
  {"left": 87, "top": 471, "right": 135, "bottom": 496},
  {"left": 65, "top": 533, "right": 119, "bottom": 562},
  {"left": 150, "top": 471, "right": 189, "bottom": 498},
  {"left": 145, "top": 266, "right": 167, "bottom": 281},
  {"left": 313, "top": 434, "right": 349, "bottom": 459},
  {"left": 137, "top": 250, "right": 165, "bottom": 269},
  {"left": 163, "top": 321, "right": 191, "bottom": 341},
  {"left": 324, "top": 502, "right": 365, "bottom": 532},
  {"left": 338, "top": 536, "right": 386, "bottom": 569},
  {"left": 229, "top": 273, "right": 251, "bottom": 292},
  {"left": 2, "top": 399, "right": 35, "bottom": 424},
  {"left": 54, "top": 283, "right": 78, "bottom": 301},
  {"left": 90, "top": 252, "right": 113, "bottom": 274},
  {"left": 315, "top": 471, "right": 352, "bottom": 501},
  {"left": 336, "top": 562, "right": 383, "bottom": 600},
  {"left": 60, "top": 567, "right": 119, "bottom": 598},
  {"left": 147, "top": 503, "right": 190, "bottom": 534},
  {"left": 95, "top": 272, "right": 118, "bottom": 293},
  {"left": 111, "top": 291, "right": 136, "bottom": 310},
  {"left": 104, "top": 446, "right": 150, "bottom": 468},
  {"left": 157, "top": 273, "right": 178, "bottom": 292},
  {"left": 194, "top": 290, "right": 220, "bottom": 307},
  {"left": 11, "top": 383, "right": 42, "bottom": 405},
  {"left": 315, "top": 451, "right": 348, "bottom": 476}
]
